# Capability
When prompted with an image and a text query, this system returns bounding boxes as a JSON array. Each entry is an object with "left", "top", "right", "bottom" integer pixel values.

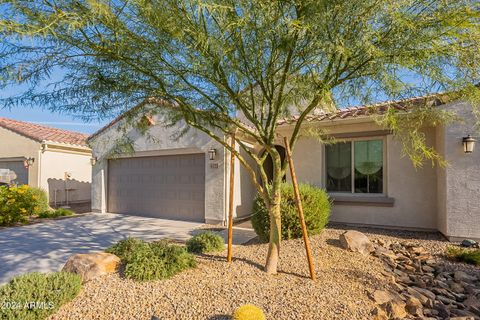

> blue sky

[
  {"left": 0, "top": 106, "right": 106, "bottom": 134},
  {"left": 0, "top": 80, "right": 109, "bottom": 134}
]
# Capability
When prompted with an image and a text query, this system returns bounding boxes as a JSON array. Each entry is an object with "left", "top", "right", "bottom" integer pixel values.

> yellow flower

[{"left": 20, "top": 208, "right": 27, "bottom": 213}]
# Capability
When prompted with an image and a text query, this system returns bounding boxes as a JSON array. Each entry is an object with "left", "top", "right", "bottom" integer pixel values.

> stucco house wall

[
  {"left": 89, "top": 112, "right": 226, "bottom": 223},
  {"left": 437, "top": 100, "right": 480, "bottom": 240},
  {"left": 0, "top": 119, "right": 92, "bottom": 205},
  {"left": 90, "top": 98, "right": 480, "bottom": 240},
  {"left": 0, "top": 127, "right": 41, "bottom": 187},
  {"left": 39, "top": 148, "right": 92, "bottom": 203},
  {"left": 251, "top": 120, "right": 439, "bottom": 230}
]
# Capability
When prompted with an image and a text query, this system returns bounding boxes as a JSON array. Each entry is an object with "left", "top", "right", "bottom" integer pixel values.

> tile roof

[
  {"left": 88, "top": 93, "right": 450, "bottom": 140},
  {"left": 0, "top": 117, "right": 90, "bottom": 147},
  {"left": 277, "top": 93, "right": 449, "bottom": 125}
]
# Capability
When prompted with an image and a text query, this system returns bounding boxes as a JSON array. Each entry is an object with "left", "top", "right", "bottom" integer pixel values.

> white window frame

[{"left": 323, "top": 136, "right": 388, "bottom": 196}]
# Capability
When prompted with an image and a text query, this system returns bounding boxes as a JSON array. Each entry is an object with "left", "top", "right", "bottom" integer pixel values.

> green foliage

[
  {"left": 0, "top": 185, "right": 49, "bottom": 226},
  {"left": 252, "top": 183, "right": 331, "bottom": 242},
  {"left": 186, "top": 232, "right": 225, "bottom": 254},
  {"left": 38, "top": 208, "right": 74, "bottom": 219},
  {"left": 446, "top": 246, "right": 480, "bottom": 266},
  {"left": 377, "top": 102, "right": 459, "bottom": 168},
  {"left": 233, "top": 304, "right": 266, "bottom": 320},
  {"left": 105, "top": 238, "right": 196, "bottom": 282},
  {"left": 0, "top": 272, "right": 82, "bottom": 320}
]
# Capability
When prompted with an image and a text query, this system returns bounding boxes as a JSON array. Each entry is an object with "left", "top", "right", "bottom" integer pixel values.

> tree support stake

[
  {"left": 283, "top": 137, "right": 316, "bottom": 280},
  {"left": 227, "top": 133, "right": 236, "bottom": 262}
]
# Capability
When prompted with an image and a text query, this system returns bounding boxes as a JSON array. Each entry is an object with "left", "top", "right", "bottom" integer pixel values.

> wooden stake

[
  {"left": 227, "top": 133, "right": 236, "bottom": 263},
  {"left": 283, "top": 136, "right": 316, "bottom": 280}
]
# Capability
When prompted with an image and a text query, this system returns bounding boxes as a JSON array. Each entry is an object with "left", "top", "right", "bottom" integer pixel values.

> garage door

[
  {"left": 0, "top": 160, "right": 28, "bottom": 185},
  {"left": 107, "top": 154, "right": 205, "bottom": 222}
]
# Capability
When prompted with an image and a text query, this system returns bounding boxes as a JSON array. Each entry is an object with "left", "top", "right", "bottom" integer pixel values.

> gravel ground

[{"left": 50, "top": 225, "right": 455, "bottom": 320}]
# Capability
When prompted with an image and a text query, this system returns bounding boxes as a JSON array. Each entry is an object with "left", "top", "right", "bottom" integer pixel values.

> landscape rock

[
  {"left": 405, "top": 295, "right": 423, "bottom": 316},
  {"left": 339, "top": 230, "right": 374, "bottom": 255},
  {"left": 63, "top": 252, "right": 121, "bottom": 282},
  {"left": 461, "top": 239, "right": 479, "bottom": 248},
  {"left": 381, "top": 299, "right": 407, "bottom": 319},
  {"left": 372, "top": 290, "right": 402, "bottom": 305},
  {"left": 371, "top": 306, "right": 388, "bottom": 320},
  {"left": 454, "top": 271, "right": 476, "bottom": 283}
]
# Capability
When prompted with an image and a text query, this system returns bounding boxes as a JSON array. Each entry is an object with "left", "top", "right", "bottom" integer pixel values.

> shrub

[
  {"left": 38, "top": 208, "right": 74, "bottom": 219},
  {"left": 105, "top": 238, "right": 196, "bottom": 282},
  {"left": 446, "top": 246, "right": 480, "bottom": 266},
  {"left": 0, "top": 185, "right": 49, "bottom": 226},
  {"left": 233, "top": 304, "right": 266, "bottom": 320},
  {"left": 251, "top": 183, "right": 331, "bottom": 242},
  {"left": 186, "top": 232, "right": 225, "bottom": 254},
  {"left": 0, "top": 271, "right": 82, "bottom": 320}
]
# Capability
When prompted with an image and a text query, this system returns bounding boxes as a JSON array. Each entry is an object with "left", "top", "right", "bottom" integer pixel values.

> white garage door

[
  {"left": 0, "top": 160, "right": 28, "bottom": 185},
  {"left": 107, "top": 154, "right": 205, "bottom": 222}
]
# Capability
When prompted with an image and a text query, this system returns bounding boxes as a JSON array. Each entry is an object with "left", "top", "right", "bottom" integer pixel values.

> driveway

[{"left": 0, "top": 213, "right": 201, "bottom": 284}]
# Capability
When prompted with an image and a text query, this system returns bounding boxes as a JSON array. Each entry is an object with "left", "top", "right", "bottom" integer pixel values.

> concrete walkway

[{"left": 0, "top": 213, "right": 202, "bottom": 284}]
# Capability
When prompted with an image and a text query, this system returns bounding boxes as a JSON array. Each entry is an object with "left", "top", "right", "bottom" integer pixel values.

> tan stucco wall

[
  {"left": 288, "top": 123, "right": 438, "bottom": 230},
  {"left": 230, "top": 145, "right": 257, "bottom": 220},
  {"left": 39, "top": 150, "right": 92, "bottom": 203},
  {"left": 0, "top": 127, "right": 41, "bottom": 187},
  {"left": 89, "top": 110, "right": 225, "bottom": 223},
  {"left": 437, "top": 101, "right": 480, "bottom": 240}
]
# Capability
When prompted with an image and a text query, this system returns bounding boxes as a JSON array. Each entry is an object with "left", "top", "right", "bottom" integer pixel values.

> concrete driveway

[{"left": 0, "top": 213, "right": 201, "bottom": 284}]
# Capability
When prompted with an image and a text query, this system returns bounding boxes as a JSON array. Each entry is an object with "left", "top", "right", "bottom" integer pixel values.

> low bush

[
  {"left": 446, "top": 246, "right": 480, "bottom": 266},
  {"left": 251, "top": 183, "right": 331, "bottom": 242},
  {"left": 0, "top": 271, "right": 82, "bottom": 320},
  {"left": 105, "top": 238, "right": 196, "bottom": 282},
  {"left": 0, "top": 185, "right": 49, "bottom": 226},
  {"left": 38, "top": 208, "right": 74, "bottom": 219},
  {"left": 186, "top": 232, "right": 225, "bottom": 254},
  {"left": 233, "top": 304, "right": 266, "bottom": 320}
]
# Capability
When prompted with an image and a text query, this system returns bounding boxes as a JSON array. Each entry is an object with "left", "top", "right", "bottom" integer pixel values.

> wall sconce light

[
  {"left": 462, "top": 135, "right": 476, "bottom": 154},
  {"left": 208, "top": 148, "right": 217, "bottom": 161},
  {"left": 90, "top": 157, "right": 98, "bottom": 166},
  {"left": 23, "top": 157, "right": 35, "bottom": 168}
]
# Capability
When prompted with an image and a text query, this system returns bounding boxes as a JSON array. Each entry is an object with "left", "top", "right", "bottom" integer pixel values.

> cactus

[{"left": 233, "top": 304, "right": 266, "bottom": 320}]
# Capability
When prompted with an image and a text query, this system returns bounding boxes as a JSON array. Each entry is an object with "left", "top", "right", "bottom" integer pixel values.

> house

[
  {"left": 88, "top": 95, "right": 480, "bottom": 241},
  {"left": 0, "top": 117, "right": 92, "bottom": 208}
]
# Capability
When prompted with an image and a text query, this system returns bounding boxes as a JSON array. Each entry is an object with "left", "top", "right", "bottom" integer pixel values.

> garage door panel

[
  {"left": 0, "top": 161, "right": 28, "bottom": 185},
  {"left": 108, "top": 154, "right": 205, "bottom": 222}
]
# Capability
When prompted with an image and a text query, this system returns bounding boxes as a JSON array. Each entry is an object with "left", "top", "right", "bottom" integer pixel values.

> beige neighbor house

[
  {"left": 0, "top": 117, "right": 92, "bottom": 208},
  {"left": 88, "top": 94, "right": 480, "bottom": 241}
]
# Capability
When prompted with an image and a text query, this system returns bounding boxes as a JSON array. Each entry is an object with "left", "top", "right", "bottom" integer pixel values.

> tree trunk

[{"left": 265, "top": 199, "right": 281, "bottom": 274}]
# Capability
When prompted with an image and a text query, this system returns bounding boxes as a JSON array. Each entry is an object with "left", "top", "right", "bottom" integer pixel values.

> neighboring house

[
  {"left": 88, "top": 95, "right": 480, "bottom": 241},
  {"left": 0, "top": 117, "right": 92, "bottom": 207}
]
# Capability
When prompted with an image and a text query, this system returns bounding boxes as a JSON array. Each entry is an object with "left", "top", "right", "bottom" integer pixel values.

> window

[{"left": 326, "top": 139, "right": 384, "bottom": 194}]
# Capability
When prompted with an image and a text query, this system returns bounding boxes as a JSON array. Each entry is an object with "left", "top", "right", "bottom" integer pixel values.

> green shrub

[
  {"left": 0, "top": 185, "right": 49, "bottom": 226},
  {"left": 446, "top": 246, "right": 480, "bottom": 266},
  {"left": 186, "top": 232, "right": 225, "bottom": 254},
  {"left": 233, "top": 304, "right": 266, "bottom": 320},
  {"left": 251, "top": 183, "right": 331, "bottom": 242},
  {"left": 38, "top": 208, "right": 74, "bottom": 219},
  {"left": 0, "top": 271, "right": 82, "bottom": 320},
  {"left": 105, "top": 238, "right": 196, "bottom": 282}
]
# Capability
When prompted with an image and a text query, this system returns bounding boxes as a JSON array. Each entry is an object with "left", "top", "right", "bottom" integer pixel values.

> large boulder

[
  {"left": 339, "top": 230, "right": 374, "bottom": 255},
  {"left": 63, "top": 252, "right": 120, "bottom": 282}
]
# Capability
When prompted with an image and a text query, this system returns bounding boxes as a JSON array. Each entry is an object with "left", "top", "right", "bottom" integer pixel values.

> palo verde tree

[{"left": 1, "top": 1, "right": 480, "bottom": 274}]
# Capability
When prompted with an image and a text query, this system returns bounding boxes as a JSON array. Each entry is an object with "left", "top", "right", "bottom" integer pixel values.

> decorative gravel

[{"left": 50, "top": 225, "right": 453, "bottom": 320}]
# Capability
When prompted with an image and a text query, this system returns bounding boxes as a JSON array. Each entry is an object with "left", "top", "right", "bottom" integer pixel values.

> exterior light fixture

[
  {"left": 208, "top": 148, "right": 217, "bottom": 161},
  {"left": 462, "top": 135, "right": 476, "bottom": 154},
  {"left": 23, "top": 157, "right": 35, "bottom": 168},
  {"left": 90, "top": 157, "right": 98, "bottom": 166}
]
